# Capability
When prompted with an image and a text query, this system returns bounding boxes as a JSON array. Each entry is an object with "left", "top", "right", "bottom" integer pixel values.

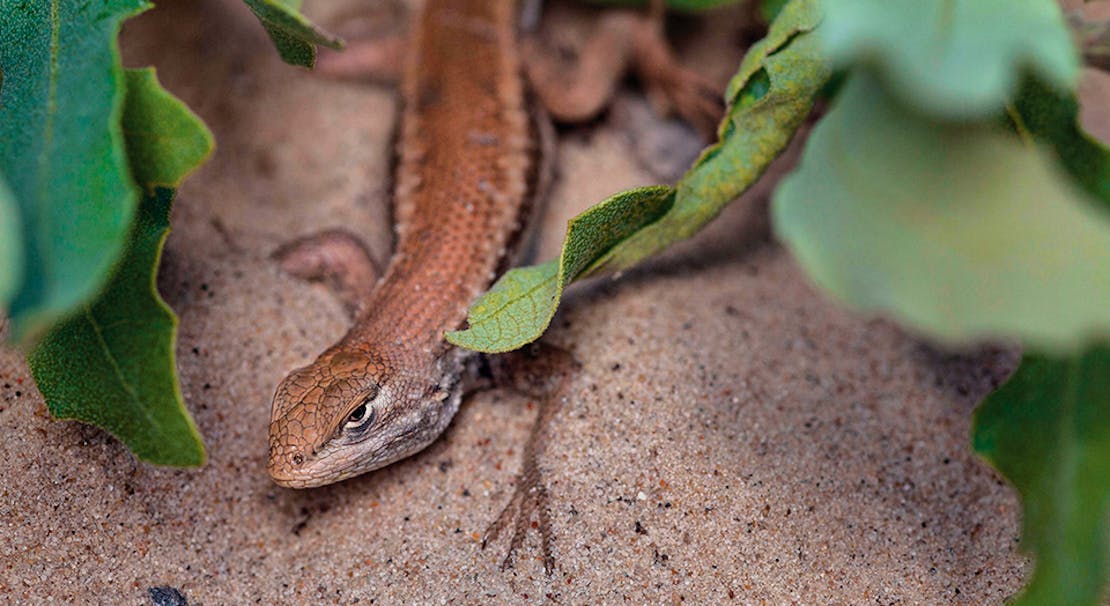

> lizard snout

[{"left": 267, "top": 428, "right": 314, "bottom": 488}]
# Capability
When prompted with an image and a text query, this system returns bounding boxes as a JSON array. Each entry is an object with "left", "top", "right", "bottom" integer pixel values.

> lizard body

[{"left": 268, "top": 0, "right": 540, "bottom": 488}]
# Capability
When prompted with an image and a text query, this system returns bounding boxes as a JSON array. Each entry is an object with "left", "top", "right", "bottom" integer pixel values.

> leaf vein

[{"left": 83, "top": 305, "right": 162, "bottom": 435}]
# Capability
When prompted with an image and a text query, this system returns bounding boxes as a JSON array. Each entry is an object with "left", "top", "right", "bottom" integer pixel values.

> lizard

[{"left": 267, "top": 0, "right": 723, "bottom": 572}]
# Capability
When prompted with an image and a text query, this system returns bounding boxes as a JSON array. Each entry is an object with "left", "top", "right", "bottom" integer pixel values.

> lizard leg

[
  {"left": 271, "top": 229, "right": 382, "bottom": 316},
  {"left": 480, "top": 344, "right": 580, "bottom": 575},
  {"left": 523, "top": 1, "right": 723, "bottom": 135},
  {"left": 629, "top": 0, "right": 725, "bottom": 137},
  {"left": 314, "top": 1, "right": 408, "bottom": 83},
  {"left": 523, "top": 10, "right": 637, "bottom": 123}
]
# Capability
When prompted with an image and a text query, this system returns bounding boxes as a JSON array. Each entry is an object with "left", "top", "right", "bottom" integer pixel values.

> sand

[{"left": 7, "top": 0, "right": 1102, "bottom": 603}]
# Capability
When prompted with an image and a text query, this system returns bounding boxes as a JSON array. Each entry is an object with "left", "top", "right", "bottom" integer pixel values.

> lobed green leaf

[
  {"left": 449, "top": 0, "right": 830, "bottom": 352},
  {"left": 28, "top": 69, "right": 213, "bottom": 466},
  {"left": 973, "top": 347, "right": 1110, "bottom": 606},
  {"left": 772, "top": 74, "right": 1110, "bottom": 351},
  {"left": 820, "top": 0, "right": 1079, "bottom": 119},
  {"left": 242, "top": 0, "right": 344, "bottom": 68},
  {"left": 121, "top": 69, "right": 217, "bottom": 189},
  {"left": 0, "top": 0, "right": 150, "bottom": 343}
]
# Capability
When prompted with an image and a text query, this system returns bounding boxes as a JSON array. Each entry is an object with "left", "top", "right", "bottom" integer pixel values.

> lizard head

[{"left": 267, "top": 347, "right": 463, "bottom": 488}]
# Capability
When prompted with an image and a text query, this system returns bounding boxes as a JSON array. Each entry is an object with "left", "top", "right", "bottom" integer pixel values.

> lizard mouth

[
  {"left": 268, "top": 453, "right": 359, "bottom": 489},
  {"left": 271, "top": 466, "right": 367, "bottom": 490},
  {"left": 268, "top": 472, "right": 315, "bottom": 490},
  {"left": 267, "top": 438, "right": 374, "bottom": 489},
  {"left": 267, "top": 453, "right": 314, "bottom": 489}
]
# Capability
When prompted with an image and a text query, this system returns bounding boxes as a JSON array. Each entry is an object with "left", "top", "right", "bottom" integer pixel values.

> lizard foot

[
  {"left": 272, "top": 229, "right": 381, "bottom": 316},
  {"left": 522, "top": 10, "right": 638, "bottom": 124},
  {"left": 630, "top": 13, "right": 725, "bottom": 138},
  {"left": 480, "top": 345, "right": 580, "bottom": 575},
  {"left": 522, "top": 1, "right": 723, "bottom": 136},
  {"left": 482, "top": 450, "right": 556, "bottom": 574}
]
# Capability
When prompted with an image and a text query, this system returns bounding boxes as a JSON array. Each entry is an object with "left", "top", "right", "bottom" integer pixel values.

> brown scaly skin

[{"left": 268, "top": 0, "right": 536, "bottom": 488}]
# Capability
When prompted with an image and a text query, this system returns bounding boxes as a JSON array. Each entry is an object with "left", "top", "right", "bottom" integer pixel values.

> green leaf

[
  {"left": 772, "top": 74, "right": 1110, "bottom": 351},
  {"left": 449, "top": 0, "right": 830, "bottom": 353},
  {"left": 0, "top": 0, "right": 150, "bottom": 343},
  {"left": 591, "top": 0, "right": 828, "bottom": 274},
  {"left": 121, "top": 70, "right": 216, "bottom": 188},
  {"left": 27, "top": 68, "right": 213, "bottom": 466},
  {"left": 1013, "top": 77, "right": 1110, "bottom": 209},
  {"left": 242, "top": 0, "right": 344, "bottom": 68},
  {"left": 0, "top": 174, "right": 21, "bottom": 308},
  {"left": 973, "top": 346, "right": 1110, "bottom": 606},
  {"left": 447, "top": 186, "right": 675, "bottom": 352},
  {"left": 820, "top": 0, "right": 1079, "bottom": 119}
]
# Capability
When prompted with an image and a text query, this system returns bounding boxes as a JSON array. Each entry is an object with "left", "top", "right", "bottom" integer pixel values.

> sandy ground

[{"left": 8, "top": 0, "right": 1107, "bottom": 603}]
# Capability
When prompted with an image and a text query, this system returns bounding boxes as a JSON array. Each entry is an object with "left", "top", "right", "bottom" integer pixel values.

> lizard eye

[{"left": 343, "top": 400, "right": 375, "bottom": 432}]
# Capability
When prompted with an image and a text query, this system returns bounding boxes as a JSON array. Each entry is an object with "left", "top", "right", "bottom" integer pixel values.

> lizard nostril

[{"left": 292, "top": 453, "right": 304, "bottom": 466}]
